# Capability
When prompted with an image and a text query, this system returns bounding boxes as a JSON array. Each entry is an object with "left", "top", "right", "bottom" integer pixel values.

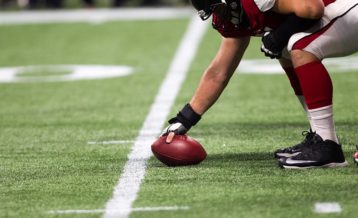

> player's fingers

[{"left": 166, "top": 132, "right": 175, "bottom": 144}]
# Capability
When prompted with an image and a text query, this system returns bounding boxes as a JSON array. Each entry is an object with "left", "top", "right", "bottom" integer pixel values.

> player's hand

[
  {"left": 261, "top": 32, "right": 284, "bottom": 59},
  {"left": 160, "top": 104, "right": 201, "bottom": 144},
  {"left": 161, "top": 121, "right": 188, "bottom": 143}
]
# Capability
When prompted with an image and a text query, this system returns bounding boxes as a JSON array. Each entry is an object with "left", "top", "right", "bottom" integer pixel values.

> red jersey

[{"left": 213, "top": 0, "right": 336, "bottom": 38}]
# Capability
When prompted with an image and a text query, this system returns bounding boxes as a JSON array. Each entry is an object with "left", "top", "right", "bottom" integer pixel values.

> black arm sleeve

[{"left": 272, "top": 13, "right": 320, "bottom": 48}]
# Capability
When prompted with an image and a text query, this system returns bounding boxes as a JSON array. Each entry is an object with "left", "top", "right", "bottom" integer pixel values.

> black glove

[
  {"left": 260, "top": 14, "right": 320, "bottom": 59},
  {"left": 261, "top": 31, "right": 284, "bottom": 59},
  {"left": 161, "top": 103, "right": 201, "bottom": 137}
]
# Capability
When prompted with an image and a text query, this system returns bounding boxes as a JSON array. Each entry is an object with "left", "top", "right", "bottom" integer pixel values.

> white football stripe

[
  {"left": 48, "top": 206, "right": 190, "bottom": 214},
  {"left": 0, "top": 65, "right": 133, "bottom": 83},
  {"left": 87, "top": 140, "right": 134, "bottom": 145},
  {"left": 102, "top": 16, "right": 208, "bottom": 218},
  {"left": 1, "top": 59, "right": 357, "bottom": 83},
  {"left": 0, "top": 8, "right": 194, "bottom": 25},
  {"left": 314, "top": 202, "right": 342, "bottom": 213},
  {"left": 236, "top": 56, "right": 358, "bottom": 74}
]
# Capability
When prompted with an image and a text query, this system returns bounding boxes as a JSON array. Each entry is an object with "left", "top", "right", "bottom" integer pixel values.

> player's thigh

[{"left": 288, "top": 4, "right": 358, "bottom": 60}]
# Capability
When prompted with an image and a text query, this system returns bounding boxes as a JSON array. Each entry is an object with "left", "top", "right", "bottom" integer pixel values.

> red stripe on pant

[{"left": 294, "top": 61, "right": 333, "bottom": 109}]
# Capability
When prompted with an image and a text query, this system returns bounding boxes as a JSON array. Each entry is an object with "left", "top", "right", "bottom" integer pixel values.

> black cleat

[
  {"left": 278, "top": 134, "right": 348, "bottom": 169},
  {"left": 274, "top": 130, "right": 318, "bottom": 158}
]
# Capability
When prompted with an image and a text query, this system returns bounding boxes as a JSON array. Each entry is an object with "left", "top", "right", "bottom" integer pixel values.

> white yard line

[
  {"left": 48, "top": 206, "right": 190, "bottom": 214},
  {"left": 87, "top": 138, "right": 204, "bottom": 145},
  {"left": 0, "top": 8, "right": 193, "bottom": 25},
  {"left": 132, "top": 206, "right": 190, "bottom": 212},
  {"left": 102, "top": 16, "right": 208, "bottom": 218},
  {"left": 87, "top": 140, "right": 135, "bottom": 145},
  {"left": 314, "top": 202, "right": 342, "bottom": 214},
  {"left": 49, "top": 209, "right": 105, "bottom": 214}
]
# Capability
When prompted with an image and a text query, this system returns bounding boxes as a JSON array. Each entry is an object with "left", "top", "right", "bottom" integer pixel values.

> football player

[{"left": 162, "top": 0, "right": 358, "bottom": 169}]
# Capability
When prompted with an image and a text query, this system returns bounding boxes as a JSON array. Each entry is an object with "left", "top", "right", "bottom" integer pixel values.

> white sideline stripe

[
  {"left": 48, "top": 206, "right": 190, "bottom": 214},
  {"left": 87, "top": 140, "right": 134, "bottom": 145},
  {"left": 131, "top": 206, "right": 190, "bottom": 212},
  {"left": 314, "top": 202, "right": 342, "bottom": 214},
  {"left": 236, "top": 56, "right": 358, "bottom": 74},
  {"left": 103, "top": 16, "right": 208, "bottom": 218},
  {"left": 0, "top": 8, "right": 194, "bottom": 25}
]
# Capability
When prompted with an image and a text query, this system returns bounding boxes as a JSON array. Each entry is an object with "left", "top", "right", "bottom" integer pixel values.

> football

[{"left": 151, "top": 135, "right": 207, "bottom": 166}]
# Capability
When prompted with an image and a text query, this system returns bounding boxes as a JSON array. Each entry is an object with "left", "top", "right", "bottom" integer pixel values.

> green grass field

[{"left": 1, "top": 11, "right": 358, "bottom": 218}]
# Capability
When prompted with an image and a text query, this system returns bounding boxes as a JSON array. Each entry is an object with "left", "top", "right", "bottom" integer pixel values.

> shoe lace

[
  {"left": 288, "top": 130, "right": 316, "bottom": 151},
  {"left": 301, "top": 130, "right": 316, "bottom": 143}
]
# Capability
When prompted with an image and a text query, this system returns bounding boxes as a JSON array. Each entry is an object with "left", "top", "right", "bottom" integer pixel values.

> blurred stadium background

[{"left": 0, "top": 0, "right": 189, "bottom": 10}]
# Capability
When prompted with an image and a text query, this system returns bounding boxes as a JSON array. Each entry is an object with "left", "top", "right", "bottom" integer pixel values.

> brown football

[{"left": 151, "top": 135, "right": 207, "bottom": 166}]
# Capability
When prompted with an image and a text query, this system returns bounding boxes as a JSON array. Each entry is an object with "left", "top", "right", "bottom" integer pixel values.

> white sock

[
  {"left": 296, "top": 95, "right": 312, "bottom": 128},
  {"left": 307, "top": 105, "right": 338, "bottom": 143}
]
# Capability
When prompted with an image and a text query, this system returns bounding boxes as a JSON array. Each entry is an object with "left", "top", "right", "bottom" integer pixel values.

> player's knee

[{"left": 290, "top": 49, "right": 319, "bottom": 67}]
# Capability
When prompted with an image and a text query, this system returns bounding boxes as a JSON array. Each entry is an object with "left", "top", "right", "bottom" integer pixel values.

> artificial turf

[{"left": 0, "top": 17, "right": 357, "bottom": 218}]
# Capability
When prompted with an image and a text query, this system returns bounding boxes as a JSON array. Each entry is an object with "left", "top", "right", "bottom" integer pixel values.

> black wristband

[{"left": 169, "top": 104, "right": 201, "bottom": 129}]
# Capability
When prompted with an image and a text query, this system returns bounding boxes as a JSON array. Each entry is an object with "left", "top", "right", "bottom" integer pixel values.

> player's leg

[
  {"left": 278, "top": 3, "right": 358, "bottom": 168},
  {"left": 293, "top": 3, "right": 358, "bottom": 139},
  {"left": 274, "top": 58, "right": 317, "bottom": 158},
  {"left": 291, "top": 50, "right": 338, "bottom": 143},
  {"left": 289, "top": 1, "right": 358, "bottom": 143},
  {"left": 279, "top": 57, "right": 347, "bottom": 169}
]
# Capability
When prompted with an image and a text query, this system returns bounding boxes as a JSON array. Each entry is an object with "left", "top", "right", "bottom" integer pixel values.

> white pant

[{"left": 287, "top": 0, "right": 358, "bottom": 60}]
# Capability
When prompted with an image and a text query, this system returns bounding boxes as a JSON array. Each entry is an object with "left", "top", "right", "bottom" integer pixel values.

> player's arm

[
  {"left": 261, "top": 0, "right": 324, "bottom": 59},
  {"left": 189, "top": 37, "right": 249, "bottom": 114},
  {"left": 163, "top": 36, "right": 250, "bottom": 143},
  {"left": 272, "top": 0, "right": 324, "bottom": 19}
]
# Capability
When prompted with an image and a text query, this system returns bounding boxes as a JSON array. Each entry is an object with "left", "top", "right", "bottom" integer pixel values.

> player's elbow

[
  {"left": 295, "top": 1, "right": 324, "bottom": 19},
  {"left": 307, "top": 4, "right": 324, "bottom": 19}
]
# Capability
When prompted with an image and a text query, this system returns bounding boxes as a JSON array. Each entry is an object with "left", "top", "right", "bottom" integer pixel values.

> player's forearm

[
  {"left": 189, "top": 37, "right": 250, "bottom": 116},
  {"left": 189, "top": 67, "right": 234, "bottom": 115}
]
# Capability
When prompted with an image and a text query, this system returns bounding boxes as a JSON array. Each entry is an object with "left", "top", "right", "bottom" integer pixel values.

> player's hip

[{"left": 286, "top": 2, "right": 358, "bottom": 60}]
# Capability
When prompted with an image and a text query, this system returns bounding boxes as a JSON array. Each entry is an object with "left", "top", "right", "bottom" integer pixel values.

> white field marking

[
  {"left": 236, "top": 56, "right": 358, "bottom": 74},
  {"left": 0, "top": 65, "right": 133, "bottom": 83},
  {"left": 103, "top": 16, "right": 208, "bottom": 218},
  {"left": 0, "top": 8, "right": 193, "bottom": 25},
  {"left": 48, "top": 206, "right": 190, "bottom": 214},
  {"left": 7, "top": 57, "right": 358, "bottom": 81},
  {"left": 87, "top": 137, "right": 203, "bottom": 145},
  {"left": 314, "top": 202, "right": 342, "bottom": 214},
  {"left": 87, "top": 140, "right": 134, "bottom": 145}
]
